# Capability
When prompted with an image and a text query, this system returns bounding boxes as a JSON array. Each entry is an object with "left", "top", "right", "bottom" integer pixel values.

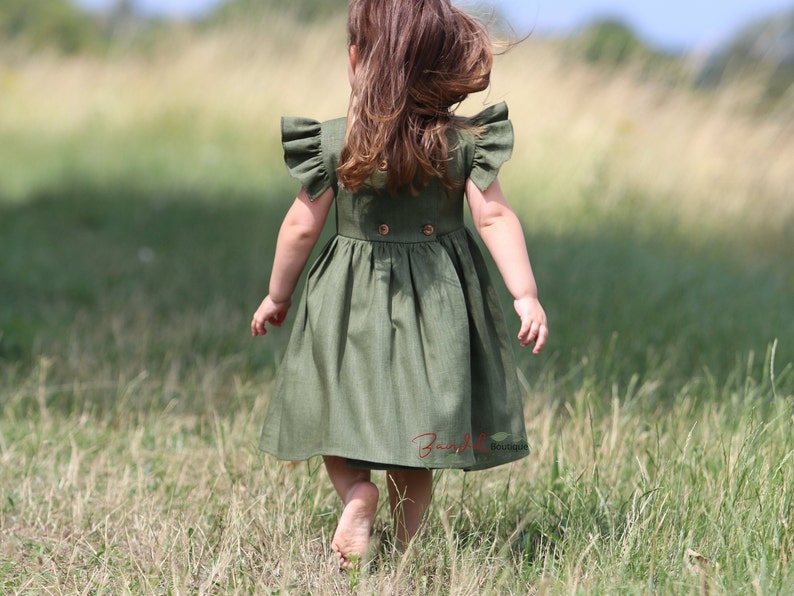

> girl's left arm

[
  {"left": 466, "top": 178, "right": 548, "bottom": 353},
  {"left": 251, "top": 187, "right": 334, "bottom": 336}
]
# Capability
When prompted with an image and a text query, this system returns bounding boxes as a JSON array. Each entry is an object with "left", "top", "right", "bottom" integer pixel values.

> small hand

[
  {"left": 514, "top": 296, "right": 548, "bottom": 353},
  {"left": 251, "top": 295, "right": 292, "bottom": 337}
]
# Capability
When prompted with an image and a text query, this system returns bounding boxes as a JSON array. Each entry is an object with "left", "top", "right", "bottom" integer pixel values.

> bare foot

[{"left": 331, "top": 480, "right": 379, "bottom": 570}]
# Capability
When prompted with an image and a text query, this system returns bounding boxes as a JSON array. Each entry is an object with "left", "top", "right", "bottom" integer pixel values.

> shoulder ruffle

[
  {"left": 468, "top": 102, "right": 514, "bottom": 192},
  {"left": 281, "top": 117, "right": 333, "bottom": 200}
]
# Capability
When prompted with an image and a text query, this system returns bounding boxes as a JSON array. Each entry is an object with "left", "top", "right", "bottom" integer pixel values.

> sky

[{"left": 74, "top": 0, "right": 794, "bottom": 52}]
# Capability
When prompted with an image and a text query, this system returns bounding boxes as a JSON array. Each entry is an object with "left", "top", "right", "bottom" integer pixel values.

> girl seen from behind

[{"left": 251, "top": 0, "right": 548, "bottom": 570}]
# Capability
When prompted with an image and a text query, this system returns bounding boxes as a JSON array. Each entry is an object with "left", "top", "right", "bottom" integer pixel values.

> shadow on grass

[
  {"left": 0, "top": 179, "right": 302, "bottom": 415},
  {"left": 521, "top": 219, "right": 794, "bottom": 394},
  {"left": 1, "top": 180, "right": 792, "bottom": 409}
]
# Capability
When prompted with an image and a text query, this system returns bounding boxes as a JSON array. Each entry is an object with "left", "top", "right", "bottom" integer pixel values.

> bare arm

[
  {"left": 466, "top": 178, "right": 548, "bottom": 353},
  {"left": 251, "top": 187, "right": 334, "bottom": 336}
]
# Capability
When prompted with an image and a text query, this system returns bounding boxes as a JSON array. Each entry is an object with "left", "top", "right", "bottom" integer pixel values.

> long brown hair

[{"left": 338, "top": 0, "right": 493, "bottom": 194}]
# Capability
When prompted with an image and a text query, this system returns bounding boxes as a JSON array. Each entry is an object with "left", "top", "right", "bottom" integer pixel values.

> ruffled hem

[
  {"left": 468, "top": 102, "right": 514, "bottom": 191},
  {"left": 281, "top": 116, "right": 332, "bottom": 200}
]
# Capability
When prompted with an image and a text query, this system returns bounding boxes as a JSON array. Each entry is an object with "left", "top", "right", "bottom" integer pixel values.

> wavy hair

[{"left": 338, "top": 0, "right": 493, "bottom": 194}]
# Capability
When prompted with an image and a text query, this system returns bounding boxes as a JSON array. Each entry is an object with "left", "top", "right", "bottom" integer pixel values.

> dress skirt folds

[{"left": 259, "top": 103, "right": 531, "bottom": 471}]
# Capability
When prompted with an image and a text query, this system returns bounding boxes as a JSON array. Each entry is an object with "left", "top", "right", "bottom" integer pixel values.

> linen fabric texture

[{"left": 259, "top": 102, "right": 530, "bottom": 471}]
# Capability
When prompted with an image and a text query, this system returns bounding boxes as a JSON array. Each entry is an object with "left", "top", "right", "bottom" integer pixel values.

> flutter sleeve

[
  {"left": 467, "top": 102, "right": 514, "bottom": 192},
  {"left": 281, "top": 117, "right": 333, "bottom": 200}
]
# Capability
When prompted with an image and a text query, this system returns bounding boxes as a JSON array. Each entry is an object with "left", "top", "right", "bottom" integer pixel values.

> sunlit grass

[{"left": 1, "top": 348, "right": 791, "bottom": 592}]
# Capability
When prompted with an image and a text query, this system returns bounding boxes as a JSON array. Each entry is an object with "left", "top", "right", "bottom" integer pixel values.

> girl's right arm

[
  {"left": 465, "top": 177, "right": 548, "bottom": 353},
  {"left": 251, "top": 187, "right": 334, "bottom": 337}
]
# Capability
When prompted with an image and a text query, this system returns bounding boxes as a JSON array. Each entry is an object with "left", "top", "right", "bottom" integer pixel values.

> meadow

[{"left": 1, "top": 15, "right": 793, "bottom": 593}]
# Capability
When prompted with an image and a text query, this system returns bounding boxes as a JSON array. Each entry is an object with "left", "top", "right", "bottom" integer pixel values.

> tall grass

[
  {"left": 1, "top": 19, "right": 793, "bottom": 593},
  {"left": 1, "top": 347, "right": 791, "bottom": 592}
]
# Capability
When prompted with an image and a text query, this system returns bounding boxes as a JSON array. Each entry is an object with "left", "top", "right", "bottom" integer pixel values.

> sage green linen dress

[{"left": 259, "top": 102, "right": 530, "bottom": 471}]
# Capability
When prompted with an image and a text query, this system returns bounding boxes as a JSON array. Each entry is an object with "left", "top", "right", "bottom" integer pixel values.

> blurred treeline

[
  {"left": 2, "top": 0, "right": 793, "bottom": 106},
  {"left": 569, "top": 15, "right": 794, "bottom": 107},
  {"left": 0, "top": 0, "right": 347, "bottom": 53}
]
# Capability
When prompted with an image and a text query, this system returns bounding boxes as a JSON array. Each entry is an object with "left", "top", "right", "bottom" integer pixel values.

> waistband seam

[{"left": 335, "top": 226, "right": 467, "bottom": 245}]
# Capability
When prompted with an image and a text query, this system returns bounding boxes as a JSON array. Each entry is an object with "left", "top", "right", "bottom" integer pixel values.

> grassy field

[{"left": 1, "top": 18, "right": 793, "bottom": 593}]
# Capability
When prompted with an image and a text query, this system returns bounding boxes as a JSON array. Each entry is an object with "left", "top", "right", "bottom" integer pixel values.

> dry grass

[
  {"left": 3, "top": 23, "right": 792, "bottom": 232},
  {"left": 490, "top": 44, "right": 794, "bottom": 234},
  {"left": 2, "top": 355, "right": 792, "bottom": 593}
]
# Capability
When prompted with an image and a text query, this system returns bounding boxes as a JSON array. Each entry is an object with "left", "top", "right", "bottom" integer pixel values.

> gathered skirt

[{"left": 259, "top": 227, "right": 529, "bottom": 470}]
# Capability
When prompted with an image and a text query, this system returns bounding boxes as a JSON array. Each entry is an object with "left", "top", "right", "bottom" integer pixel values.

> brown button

[
  {"left": 378, "top": 224, "right": 390, "bottom": 236},
  {"left": 422, "top": 224, "right": 435, "bottom": 236}
]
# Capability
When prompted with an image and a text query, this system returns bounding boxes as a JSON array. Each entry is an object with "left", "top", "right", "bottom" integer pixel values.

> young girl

[{"left": 251, "top": 0, "right": 548, "bottom": 570}]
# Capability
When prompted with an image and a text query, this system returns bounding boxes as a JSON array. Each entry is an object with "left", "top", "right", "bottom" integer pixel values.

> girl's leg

[
  {"left": 386, "top": 469, "right": 432, "bottom": 548},
  {"left": 323, "top": 456, "right": 379, "bottom": 569}
]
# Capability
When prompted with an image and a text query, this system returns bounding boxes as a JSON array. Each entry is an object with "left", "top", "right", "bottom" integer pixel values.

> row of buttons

[{"left": 377, "top": 224, "right": 435, "bottom": 236}]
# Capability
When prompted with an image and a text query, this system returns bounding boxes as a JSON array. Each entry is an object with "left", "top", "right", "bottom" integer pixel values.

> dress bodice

[{"left": 280, "top": 103, "right": 514, "bottom": 244}]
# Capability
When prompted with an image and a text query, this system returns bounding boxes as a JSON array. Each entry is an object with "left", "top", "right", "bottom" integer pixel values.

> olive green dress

[{"left": 259, "top": 102, "right": 530, "bottom": 471}]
